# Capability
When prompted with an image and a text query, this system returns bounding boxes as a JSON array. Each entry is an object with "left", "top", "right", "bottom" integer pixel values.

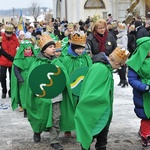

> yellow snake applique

[
  {"left": 70, "top": 76, "right": 84, "bottom": 89},
  {"left": 36, "top": 66, "right": 61, "bottom": 98}
]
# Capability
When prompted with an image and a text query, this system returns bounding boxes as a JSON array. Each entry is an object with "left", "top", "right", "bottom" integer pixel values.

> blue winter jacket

[{"left": 128, "top": 68, "right": 147, "bottom": 119}]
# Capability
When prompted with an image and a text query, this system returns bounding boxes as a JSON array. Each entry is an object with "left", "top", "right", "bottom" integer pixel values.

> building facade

[{"left": 53, "top": 0, "right": 148, "bottom": 22}]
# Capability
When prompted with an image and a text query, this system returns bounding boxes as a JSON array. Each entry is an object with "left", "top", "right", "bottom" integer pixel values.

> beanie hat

[
  {"left": 135, "top": 21, "right": 142, "bottom": 28},
  {"left": 71, "top": 43, "right": 85, "bottom": 51},
  {"left": 19, "top": 30, "right": 25, "bottom": 36}
]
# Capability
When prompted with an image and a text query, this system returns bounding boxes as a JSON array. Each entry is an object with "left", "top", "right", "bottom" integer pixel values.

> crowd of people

[{"left": 0, "top": 13, "right": 150, "bottom": 150}]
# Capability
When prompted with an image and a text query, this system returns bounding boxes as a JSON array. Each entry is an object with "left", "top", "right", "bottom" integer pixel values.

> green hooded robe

[
  {"left": 74, "top": 62, "right": 114, "bottom": 150},
  {"left": 127, "top": 37, "right": 150, "bottom": 118},
  {"left": 11, "top": 40, "right": 38, "bottom": 110},
  {"left": 60, "top": 49, "right": 92, "bottom": 132},
  {"left": 25, "top": 53, "right": 73, "bottom": 133}
]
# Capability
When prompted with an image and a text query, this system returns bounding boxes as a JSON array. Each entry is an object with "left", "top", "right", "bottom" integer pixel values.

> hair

[{"left": 92, "top": 19, "right": 107, "bottom": 33}]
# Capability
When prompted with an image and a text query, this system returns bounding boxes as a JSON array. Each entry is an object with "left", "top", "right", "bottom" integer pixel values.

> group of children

[{"left": 9, "top": 19, "right": 150, "bottom": 150}]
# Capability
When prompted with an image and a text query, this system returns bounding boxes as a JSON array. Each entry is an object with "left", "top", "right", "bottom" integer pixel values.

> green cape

[
  {"left": 74, "top": 63, "right": 114, "bottom": 149},
  {"left": 60, "top": 53, "right": 92, "bottom": 131},
  {"left": 127, "top": 37, "right": 150, "bottom": 118},
  {"left": 25, "top": 55, "right": 73, "bottom": 133},
  {"left": 11, "top": 40, "right": 37, "bottom": 110}
]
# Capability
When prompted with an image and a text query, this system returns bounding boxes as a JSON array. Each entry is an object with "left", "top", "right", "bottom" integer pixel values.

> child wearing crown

[
  {"left": 127, "top": 37, "right": 150, "bottom": 150},
  {"left": 25, "top": 34, "right": 72, "bottom": 150},
  {"left": 11, "top": 40, "right": 37, "bottom": 117},
  {"left": 74, "top": 47, "right": 129, "bottom": 150},
  {"left": 60, "top": 31, "right": 92, "bottom": 137}
]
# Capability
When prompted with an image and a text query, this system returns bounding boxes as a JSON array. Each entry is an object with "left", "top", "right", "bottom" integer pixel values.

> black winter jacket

[{"left": 86, "top": 32, "right": 117, "bottom": 56}]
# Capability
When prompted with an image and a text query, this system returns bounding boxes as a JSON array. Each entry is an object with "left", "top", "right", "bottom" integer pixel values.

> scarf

[
  {"left": 24, "top": 51, "right": 33, "bottom": 57},
  {"left": 94, "top": 31, "right": 108, "bottom": 52}
]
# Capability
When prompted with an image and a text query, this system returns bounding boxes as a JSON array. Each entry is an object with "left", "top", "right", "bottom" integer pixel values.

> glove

[{"left": 145, "top": 85, "right": 150, "bottom": 93}]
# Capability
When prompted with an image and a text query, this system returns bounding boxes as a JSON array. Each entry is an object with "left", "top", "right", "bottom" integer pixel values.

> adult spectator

[
  {"left": 135, "top": 20, "right": 149, "bottom": 40},
  {"left": 0, "top": 24, "right": 19, "bottom": 98}
]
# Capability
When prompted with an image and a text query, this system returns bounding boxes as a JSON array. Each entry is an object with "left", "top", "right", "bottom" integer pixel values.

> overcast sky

[{"left": 0, "top": 0, "right": 53, "bottom": 10}]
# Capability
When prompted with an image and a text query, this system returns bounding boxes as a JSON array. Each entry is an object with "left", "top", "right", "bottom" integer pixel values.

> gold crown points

[
  {"left": 38, "top": 34, "right": 53, "bottom": 48},
  {"left": 91, "top": 14, "right": 101, "bottom": 23},
  {"left": 114, "top": 47, "right": 129, "bottom": 60},
  {"left": 70, "top": 32, "right": 86, "bottom": 44},
  {"left": 55, "top": 41, "right": 62, "bottom": 49},
  {"left": 68, "top": 23, "right": 74, "bottom": 28},
  {"left": 118, "top": 23, "right": 126, "bottom": 30},
  {"left": 5, "top": 24, "right": 13, "bottom": 32}
]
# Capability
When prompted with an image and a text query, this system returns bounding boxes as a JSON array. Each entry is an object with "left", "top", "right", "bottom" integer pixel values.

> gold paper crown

[
  {"left": 69, "top": 31, "right": 87, "bottom": 47},
  {"left": 55, "top": 41, "right": 62, "bottom": 49},
  {"left": 111, "top": 47, "right": 130, "bottom": 64},
  {"left": 68, "top": 23, "right": 74, "bottom": 29},
  {"left": 91, "top": 14, "right": 101, "bottom": 23},
  {"left": 118, "top": 23, "right": 126, "bottom": 30},
  {"left": 38, "top": 34, "right": 54, "bottom": 49},
  {"left": 5, "top": 24, "right": 13, "bottom": 32}
]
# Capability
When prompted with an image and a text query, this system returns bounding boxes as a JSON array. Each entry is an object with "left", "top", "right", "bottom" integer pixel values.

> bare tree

[{"left": 29, "top": 2, "right": 41, "bottom": 22}]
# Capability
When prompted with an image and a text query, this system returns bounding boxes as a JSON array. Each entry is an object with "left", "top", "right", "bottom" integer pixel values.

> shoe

[
  {"left": 117, "top": 80, "right": 123, "bottom": 86},
  {"left": 142, "top": 136, "right": 150, "bottom": 149},
  {"left": 121, "top": 80, "right": 128, "bottom": 88},
  {"left": 51, "top": 143, "right": 63, "bottom": 150},
  {"left": 33, "top": 132, "right": 41, "bottom": 142},
  {"left": 2, "top": 93, "right": 6, "bottom": 99},
  {"left": 19, "top": 107, "right": 24, "bottom": 112},
  {"left": 24, "top": 110, "right": 27, "bottom": 118}
]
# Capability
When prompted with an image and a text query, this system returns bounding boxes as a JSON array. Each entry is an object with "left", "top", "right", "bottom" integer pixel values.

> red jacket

[{"left": 0, "top": 33, "right": 19, "bottom": 67}]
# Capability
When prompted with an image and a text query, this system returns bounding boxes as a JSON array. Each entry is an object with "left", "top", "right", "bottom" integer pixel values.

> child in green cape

[
  {"left": 61, "top": 31, "right": 92, "bottom": 136},
  {"left": 75, "top": 47, "right": 129, "bottom": 150},
  {"left": 11, "top": 40, "right": 37, "bottom": 117},
  {"left": 25, "top": 34, "right": 72, "bottom": 150}
]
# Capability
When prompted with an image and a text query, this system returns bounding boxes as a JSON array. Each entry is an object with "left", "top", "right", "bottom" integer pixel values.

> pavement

[{"left": 0, "top": 73, "right": 143, "bottom": 150}]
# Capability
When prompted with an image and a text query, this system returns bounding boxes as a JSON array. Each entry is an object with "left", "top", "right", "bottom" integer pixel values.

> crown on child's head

[
  {"left": 117, "top": 23, "right": 126, "bottom": 31},
  {"left": 38, "top": 34, "right": 54, "bottom": 50},
  {"left": 67, "top": 23, "right": 74, "bottom": 29},
  {"left": 111, "top": 47, "right": 130, "bottom": 64},
  {"left": 55, "top": 40, "right": 62, "bottom": 52},
  {"left": 5, "top": 24, "right": 13, "bottom": 32},
  {"left": 69, "top": 31, "right": 87, "bottom": 47}
]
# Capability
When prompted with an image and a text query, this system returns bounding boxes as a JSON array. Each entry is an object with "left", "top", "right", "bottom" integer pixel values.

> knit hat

[
  {"left": 38, "top": 34, "right": 55, "bottom": 52},
  {"left": 110, "top": 47, "right": 130, "bottom": 64},
  {"left": 111, "top": 22, "right": 118, "bottom": 29},
  {"left": 69, "top": 31, "right": 86, "bottom": 47},
  {"left": 19, "top": 30, "right": 25, "bottom": 36}
]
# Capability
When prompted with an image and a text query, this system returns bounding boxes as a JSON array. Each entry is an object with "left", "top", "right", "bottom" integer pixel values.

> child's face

[
  {"left": 25, "top": 47, "right": 32, "bottom": 53},
  {"left": 54, "top": 51, "right": 61, "bottom": 57},
  {"left": 44, "top": 45, "right": 55, "bottom": 56},
  {"left": 74, "top": 47, "right": 85, "bottom": 55}
]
